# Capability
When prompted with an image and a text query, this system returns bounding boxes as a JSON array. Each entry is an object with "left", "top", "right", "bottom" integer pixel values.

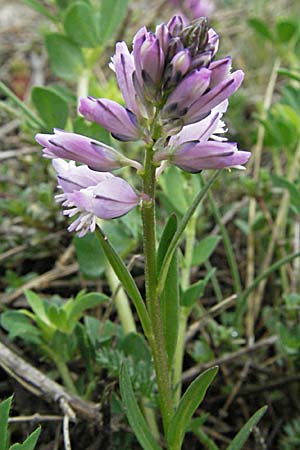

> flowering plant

[{"left": 35, "top": 14, "right": 264, "bottom": 450}]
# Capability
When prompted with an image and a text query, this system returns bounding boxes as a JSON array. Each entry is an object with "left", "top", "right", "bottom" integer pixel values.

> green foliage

[
  {"left": 31, "top": 87, "right": 69, "bottom": 130},
  {"left": 119, "top": 365, "right": 162, "bottom": 450},
  {"left": 191, "top": 236, "right": 221, "bottom": 266},
  {"left": 181, "top": 268, "right": 215, "bottom": 308},
  {"left": 97, "top": 332, "right": 155, "bottom": 400},
  {"left": 157, "top": 214, "right": 179, "bottom": 368},
  {"left": 279, "top": 416, "right": 300, "bottom": 450},
  {"left": 45, "top": 33, "right": 85, "bottom": 81},
  {"left": 99, "top": 0, "right": 129, "bottom": 44},
  {"left": 64, "top": 2, "right": 99, "bottom": 48},
  {"left": 0, "top": 397, "right": 41, "bottom": 450},
  {"left": 167, "top": 367, "right": 218, "bottom": 450},
  {"left": 225, "top": 406, "right": 267, "bottom": 450}
]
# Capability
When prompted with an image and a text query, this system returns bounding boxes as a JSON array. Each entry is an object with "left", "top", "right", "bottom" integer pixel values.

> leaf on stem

[
  {"left": 9, "top": 427, "right": 41, "bottom": 450},
  {"left": 181, "top": 268, "right": 215, "bottom": 308},
  {"left": 0, "top": 396, "right": 12, "bottom": 450},
  {"left": 31, "top": 87, "right": 69, "bottom": 130},
  {"left": 167, "top": 366, "right": 218, "bottom": 449},
  {"left": 95, "top": 227, "right": 151, "bottom": 338},
  {"left": 99, "top": 0, "right": 129, "bottom": 44},
  {"left": 225, "top": 406, "right": 267, "bottom": 450},
  {"left": 119, "top": 364, "right": 162, "bottom": 450},
  {"left": 157, "top": 214, "right": 180, "bottom": 368}
]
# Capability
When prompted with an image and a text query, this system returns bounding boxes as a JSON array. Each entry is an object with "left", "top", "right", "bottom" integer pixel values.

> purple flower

[
  {"left": 35, "top": 129, "right": 141, "bottom": 172},
  {"left": 155, "top": 102, "right": 251, "bottom": 172},
  {"left": 79, "top": 97, "right": 141, "bottom": 141},
  {"left": 80, "top": 15, "right": 241, "bottom": 138},
  {"left": 164, "top": 141, "right": 250, "bottom": 172},
  {"left": 52, "top": 159, "right": 140, "bottom": 237}
]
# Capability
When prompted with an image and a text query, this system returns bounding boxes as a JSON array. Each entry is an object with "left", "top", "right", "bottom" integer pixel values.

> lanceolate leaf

[
  {"left": 0, "top": 396, "right": 12, "bottom": 450},
  {"left": 95, "top": 227, "right": 151, "bottom": 338},
  {"left": 226, "top": 406, "right": 267, "bottom": 450},
  {"left": 119, "top": 365, "right": 162, "bottom": 450},
  {"left": 167, "top": 367, "right": 218, "bottom": 449},
  {"left": 157, "top": 215, "right": 179, "bottom": 368},
  {"left": 10, "top": 427, "right": 41, "bottom": 450}
]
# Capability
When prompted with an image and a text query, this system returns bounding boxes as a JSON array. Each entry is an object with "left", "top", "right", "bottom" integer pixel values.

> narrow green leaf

[
  {"left": 45, "top": 33, "right": 84, "bottom": 81},
  {"left": 64, "top": 2, "right": 99, "bottom": 48},
  {"left": 167, "top": 367, "right": 218, "bottom": 449},
  {"left": 119, "top": 365, "right": 162, "bottom": 450},
  {"left": 192, "top": 236, "right": 221, "bottom": 266},
  {"left": 95, "top": 228, "right": 151, "bottom": 338},
  {"left": 10, "top": 426, "right": 41, "bottom": 450},
  {"left": 248, "top": 18, "right": 274, "bottom": 42},
  {"left": 157, "top": 170, "right": 221, "bottom": 298},
  {"left": 226, "top": 406, "right": 267, "bottom": 450},
  {"left": 22, "top": 0, "right": 57, "bottom": 21},
  {"left": 0, "top": 397, "right": 12, "bottom": 450},
  {"left": 99, "top": 0, "right": 129, "bottom": 44},
  {"left": 160, "top": 167, "right": 188, "bottom": 215},
  {"left": 31, "top": 87, "right": 69, "bottom": 130},
  {"left": 0, "top": 82, "right": 44, "bottom": 129},
  {"left": 278, "top": 68, "right": 300, "bottom": 83},
  {"left": 157, "top": 215, "right": 179, "bottom": 367},
  {"left": 157, "top": 214, "right": 178, "bottom": 272},
  {"left": 181, "top": 268, "right": 215, "bottom": 308}
]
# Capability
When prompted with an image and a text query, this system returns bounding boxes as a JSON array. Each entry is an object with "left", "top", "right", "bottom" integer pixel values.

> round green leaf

[
  {"left": 45, "top": 33, "right": 85, "bottom": 81},
  {"left": 31, "top": 86, "right": 69, "bottom": 130},
  {"left": 64, "top": 2, "right": 99, "bottom": 48}
]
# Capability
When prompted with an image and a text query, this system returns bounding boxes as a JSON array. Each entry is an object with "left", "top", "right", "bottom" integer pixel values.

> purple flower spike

[
  {"left": 79, "top": 97, "right": 140, "bottom": 141},
  {"left": 140, "top": 33, "right": 165, "bottom": 86},
  {"left": 157, "top": 141, "right": 251, "bottom": 172},
  {"left": 35, "top": 129, "right": 141, "bottom": 172},
  {"left": 163, "top": 68, "right": 211, "bottom": 118},
  {"left": 155, "top": 23, "right": 171, "bottom": 54},
  {"left": 52, "top": 159, "right": 140, "bottom": 237},
  {"left": 184, "top": 70, "right": 244, "bottom": 125},
  {"left": 112, "top": 42, "right": 139, "bottom": 116},
  {"left": 209, "top": 57, "right": 232, "bottom": 88}
]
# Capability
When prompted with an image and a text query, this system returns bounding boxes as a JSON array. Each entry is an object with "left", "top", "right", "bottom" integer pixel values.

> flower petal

[{"left": 79, "top": 97, "right": 140, "bottom": 141}]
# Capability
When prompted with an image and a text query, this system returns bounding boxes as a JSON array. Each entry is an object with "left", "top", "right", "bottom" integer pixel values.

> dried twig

[
  {"left": 182, "top": 335, "right": 277, "bottom": 382},
  {"left": 0, "top": 341, "right": 102, "bottom": 423}
]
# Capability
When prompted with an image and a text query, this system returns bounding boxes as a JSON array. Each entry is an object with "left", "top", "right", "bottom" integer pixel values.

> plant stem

[
  {"left": 141, "top": 144, "right": 174, "bottom": 434},
  {"left": 41, "top": 344, "right": 77, "bottom": 395},
  {"left": 106, "top": 266, "right": 160, "bottom": 439}
]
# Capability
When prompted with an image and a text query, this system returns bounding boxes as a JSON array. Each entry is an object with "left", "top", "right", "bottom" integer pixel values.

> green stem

[
  {"left": 141, "top": 144, "right": 174, "bottom": 434},
  {"left": 41, "top": 344, "right": 77, "bottom": 395},
  {"left": 106, "top": 266, "right": 160, "bottom": 439}
]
